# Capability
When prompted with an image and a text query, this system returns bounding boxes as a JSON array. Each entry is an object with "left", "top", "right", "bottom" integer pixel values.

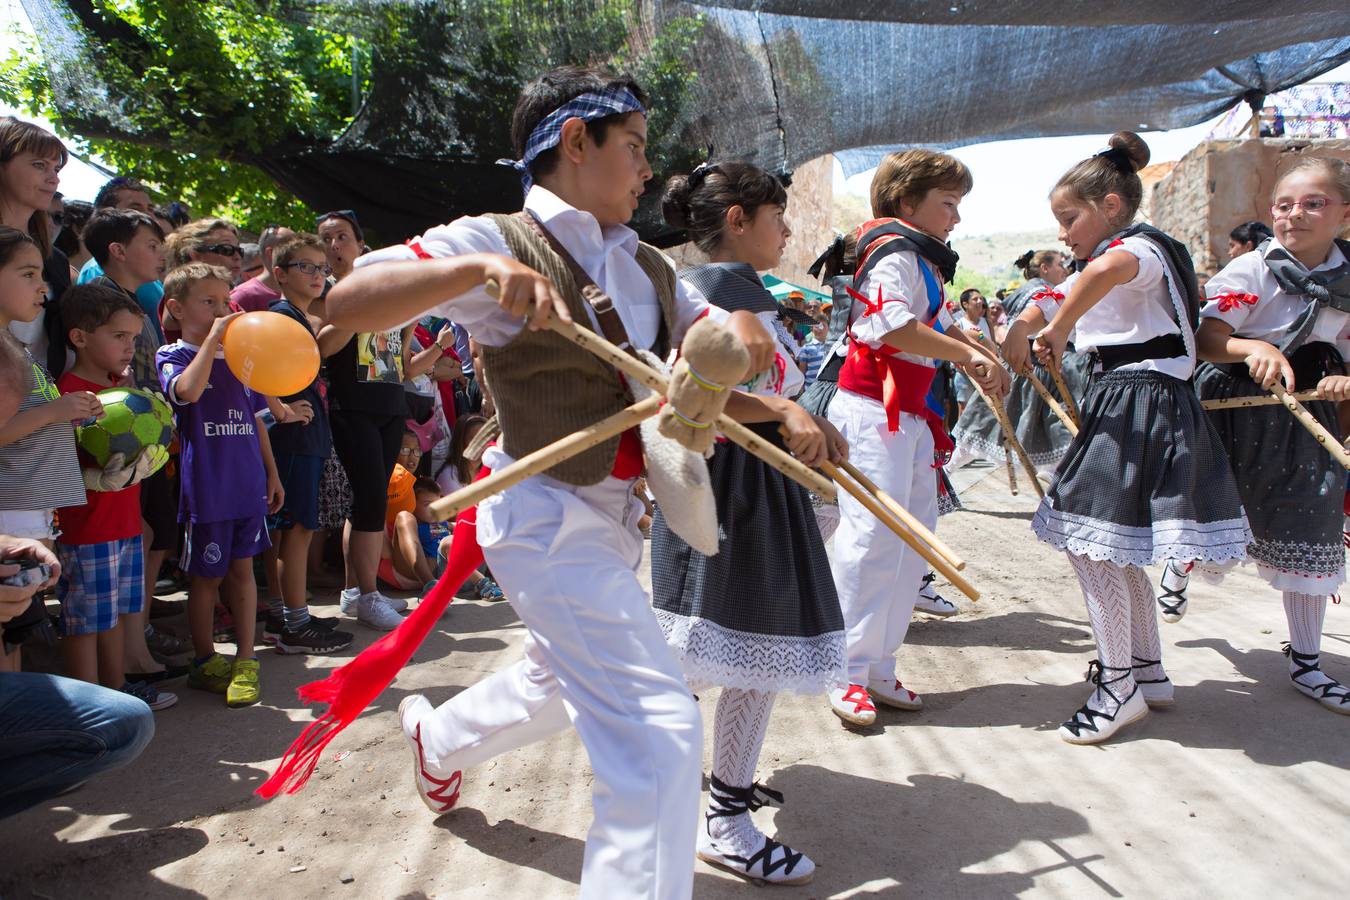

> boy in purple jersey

[{"left": 157, "top": 263, "right": 284, "bottom": 708}]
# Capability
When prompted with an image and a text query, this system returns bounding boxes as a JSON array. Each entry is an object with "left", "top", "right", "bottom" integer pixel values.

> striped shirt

[
  {"left": 0, "top": 349, "right": 86, "bottom": 511},
  {"left": 798, "top": 339, "right": 829, "bottom": 387}
]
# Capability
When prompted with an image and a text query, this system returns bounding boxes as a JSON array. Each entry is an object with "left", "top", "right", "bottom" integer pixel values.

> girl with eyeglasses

[{"left": 1156, "top": 156, "right": 1350, "bottom": 716}]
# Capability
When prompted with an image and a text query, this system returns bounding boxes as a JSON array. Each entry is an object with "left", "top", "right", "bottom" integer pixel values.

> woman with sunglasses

[{"left": 164, "top": 218, "right": 243, "bottom": 284}]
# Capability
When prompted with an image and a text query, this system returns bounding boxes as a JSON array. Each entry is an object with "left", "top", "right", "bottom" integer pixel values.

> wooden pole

[
  {"left": 1270, "top": 383, "right": 1350, "bottom": 471},
  {"left": 485, "top": 280, "right": 839, "bottom": 502},
  {"left": 831, "top": 459, "right": 966, "bottom": 571},
  {"left": 428, "top": 396, "right": 662, "bottom": 522},
  {"left": 1201, "top": 389, "right": 1323, "bottom": 411},
  {"left": 974, "top": 382, "right": 1044, "bottom": 498},
  {"left": 1047, "top": 364, "right": 1081, "bottom": 429},
  {"left": 1025, "top": 370, "right": 1079, "bottom": 437},
  {"left": 826, "top": 463, "right": 980, "bottom": 601},
  {"left": 1004, "top": 438, "right": 1018, "bottom": 496}
]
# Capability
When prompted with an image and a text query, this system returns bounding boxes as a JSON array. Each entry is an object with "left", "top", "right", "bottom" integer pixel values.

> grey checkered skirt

[
  {"left": 1195, "top": 360, "right": 1345, "bottom": 592},
  {"left": 1032, "top": 370, "right": 1251, "bottom": 566},
  {"left": 651, "top": 424, "right": 846, "bottom": 694}
]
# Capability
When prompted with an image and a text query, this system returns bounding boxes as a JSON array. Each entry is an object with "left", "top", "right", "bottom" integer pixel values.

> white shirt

[
  {"left": 849, "top": 249, "right": 956, "bottom": 367},
  {"left": 735, "top": 308, "right": 804, "bottom": 398},
  {"left": 1201, "top": 238, "right": 1350, "bottom": 359},
  {"left": 1036, "top": 235, "right": 1193, "bottom": 379},
  {"left": 357, "top": 186, "right": 713, "bottom": 349}
]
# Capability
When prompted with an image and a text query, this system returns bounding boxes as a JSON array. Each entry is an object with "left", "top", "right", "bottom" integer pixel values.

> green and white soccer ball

[{"left": 76, "top": 387, "right": 175, "bottom": 470}]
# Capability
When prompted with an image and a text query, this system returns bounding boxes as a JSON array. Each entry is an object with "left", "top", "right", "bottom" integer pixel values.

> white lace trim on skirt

[
  {"left": 655, "top": 609, "right": 847, "bottom": 695},
  {"left": 1032, "top": 502, "right": 1252, "bottom": 566}
]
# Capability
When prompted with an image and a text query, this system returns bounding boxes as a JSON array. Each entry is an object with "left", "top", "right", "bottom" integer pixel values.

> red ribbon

[
  {"left": 256, "top": 467, "right": 492, "bottom": 799},
  {"left": 844, "top": 284, "right": 906, "bottom": 431},
  {"left": 1029, "top": 288, "right": 1065, "bottom": 304},
  {"left": 1213, "top": 292, "right": 1259, "bottom": 313}
]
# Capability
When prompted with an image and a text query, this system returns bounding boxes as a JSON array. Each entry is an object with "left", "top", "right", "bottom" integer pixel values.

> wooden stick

[
  {"left": 1048, "top": 364, "right": 1081, "bottom": 428},
  {"left": 1201, "top": 389, "right": 1324, "bottom": 411},
  {"left": 1003, "top": 438, "right": 1018, "bottom": 496},
  {"left": 1024, "top": 370, "right": 1080, "bottom": 437},
  {"left": 1270, "top": 383, "right": 1350, "bottom": 471},
  {"left": 488, "top": 283, "right": 839, "bottom": 501},
  {"left": 831, "top": 459, "right": 966, "bottom": 571},
  {"left": 826, "top": 462, "right": 980, "bottom": 601},
  {"left": 428, "top": 396, "right": 663, "bottom": 521},
  {"left": 974, "top": 382, "right": 1044, "bottom": 498}
]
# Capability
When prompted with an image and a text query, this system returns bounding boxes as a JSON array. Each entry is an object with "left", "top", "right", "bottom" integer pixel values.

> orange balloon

[
  {"left": 222, "top": 311, "right": 320, "bottom": 397},
  {"left": 386, "top": 464, "right": 416, "bottom": 525}
]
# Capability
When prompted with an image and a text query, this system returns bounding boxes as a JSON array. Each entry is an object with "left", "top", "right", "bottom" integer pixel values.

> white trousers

[
  {"left": 417, "top": 454, "right": 703, "bottom": 900},
  {"left": 827, "top": 390, "right": 938, "bottom": 685}
]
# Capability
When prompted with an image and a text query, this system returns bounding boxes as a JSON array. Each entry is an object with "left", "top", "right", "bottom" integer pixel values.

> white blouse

[
  {"left": 1200, "top": 239, "right": 1350, "bottom": 359},
  {"left": 849, "top": 248, "right": 956, "bottom": 367}
]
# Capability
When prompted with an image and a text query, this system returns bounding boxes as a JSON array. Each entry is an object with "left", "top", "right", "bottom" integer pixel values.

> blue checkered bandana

[{"left": 496, "top": 87, "right": 646, "bottom": 192}]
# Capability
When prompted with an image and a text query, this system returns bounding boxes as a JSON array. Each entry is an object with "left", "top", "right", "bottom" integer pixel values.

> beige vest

[{"left": 479, "top": 213, "right": 678, "bottom": 485}]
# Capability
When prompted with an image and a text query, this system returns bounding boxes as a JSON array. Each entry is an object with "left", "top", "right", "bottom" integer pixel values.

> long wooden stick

[
  {"left": 1048, "top": 364, "right": 1081, "bottom": 428},
  {"left": 486, "top": 281, "right": 838, "bottom": 501},
  {"left": 974, "top": 382, "right": 1044, "bottom": 498},
  {"left": 1003, "top": 438, "right": 1018, "bottom": 496},
  {"left": 831, "top": 459, "right": 966, "bottom": 571},
  {"left": 1270, "top": 383, "right": 1350, "bottom": 471},
  {"left": 429, "top": 396, "right": 662, "bottom": 521},
  {"left": 1024, "top": 370, "right": 1080, "bottom": 437},
  {"left": 826, "top": 461, "right": 979, "bottom": 601},
  {"left": 1201, "top": 389, "right": 1323, "bottom": 411}
]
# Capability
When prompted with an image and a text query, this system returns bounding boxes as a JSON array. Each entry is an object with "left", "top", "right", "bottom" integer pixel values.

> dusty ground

[{"left": 3, "top": 463, "right": 1348, "bottom": 899}]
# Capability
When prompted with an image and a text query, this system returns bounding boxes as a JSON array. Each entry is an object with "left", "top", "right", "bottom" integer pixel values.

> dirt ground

[{"left": 2, "top": 463, "right": 1348, "bottom": 899}]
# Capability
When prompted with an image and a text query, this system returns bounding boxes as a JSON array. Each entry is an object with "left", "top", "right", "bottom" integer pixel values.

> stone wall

[
  {"left": 665, "top": 153, "right": 835, "bottom": 287},
  {"left": 1148, "top": 139, "right": 1350, "bottom": 274}
]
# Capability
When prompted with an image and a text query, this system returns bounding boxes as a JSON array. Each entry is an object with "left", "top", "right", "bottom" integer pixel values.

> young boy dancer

[{"left": 324, "top": 66, "right": 775, "bottom": 900}]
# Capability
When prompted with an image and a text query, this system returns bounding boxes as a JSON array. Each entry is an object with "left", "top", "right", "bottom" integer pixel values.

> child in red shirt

[{"left": 56, "top": 283, "right": 175, "bottom": 710}]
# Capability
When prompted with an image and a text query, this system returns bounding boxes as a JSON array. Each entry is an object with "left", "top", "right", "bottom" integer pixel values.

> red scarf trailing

[{"left": 256, "top": 466, "right": 493, "bottom": 799}]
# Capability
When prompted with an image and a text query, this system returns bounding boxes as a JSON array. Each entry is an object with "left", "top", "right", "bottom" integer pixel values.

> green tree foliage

[{"left": 1, "top": 1, "right": 703, "bottom": 236}]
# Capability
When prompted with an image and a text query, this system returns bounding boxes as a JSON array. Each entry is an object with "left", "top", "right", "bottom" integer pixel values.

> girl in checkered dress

[
  {"left": 1154, "top": 156, "right": 1350, "bottom": 716},
  {"left": 651, "top": 161, "right": 847, "bottom": 886},
  {"left": 1024, "top": 132, "right": 1251, "bottom": 745}
]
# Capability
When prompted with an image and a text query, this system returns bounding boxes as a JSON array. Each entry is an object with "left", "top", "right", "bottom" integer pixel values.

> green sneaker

[
  {"left": 187, "top": 652, "right": 233, "bottom": 694},
  {"left": 226, "top": 658, "right": 261, "bottom": 708}
]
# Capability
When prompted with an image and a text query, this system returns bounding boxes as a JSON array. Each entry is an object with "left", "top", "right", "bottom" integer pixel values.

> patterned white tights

[
  {"left": 1066, "top": 554, "right": 1140, "bottom": 716},
  {"left": 707, "top": 688, "right": 776, "bottom": 851}
]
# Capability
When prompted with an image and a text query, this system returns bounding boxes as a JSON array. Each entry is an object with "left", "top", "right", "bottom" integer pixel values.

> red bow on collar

[
  {"left": 1107, "top": 238, "right": 1125, "bottom": 249},
  {"left": 1029, "top": 288, "right": 1065, "bottom": 304},
  {"left": 1213, "top": 292, "right": 1259, "bottom": 313}
]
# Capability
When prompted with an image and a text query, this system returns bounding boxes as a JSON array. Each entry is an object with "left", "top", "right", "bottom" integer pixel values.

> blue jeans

[{"left": 0, "top": 672, "right": 154, "bottom": 818}]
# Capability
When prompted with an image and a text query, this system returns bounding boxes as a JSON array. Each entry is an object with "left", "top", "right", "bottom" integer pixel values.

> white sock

[
  {"left": 707, "top": 688, "right": 775, "bottom": 853},
  {"left": 1124, "top": 565, "right": 1166, "bottom": 682},
  {"left": 1066, "top": 553, "right": 1137, "bottom": 717}
]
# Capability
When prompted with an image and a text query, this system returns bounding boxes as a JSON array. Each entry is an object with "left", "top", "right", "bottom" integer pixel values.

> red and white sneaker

[
  {"left": 868, "top": 678, "right": 923, "bottom": 711},
  {"left": 398, "top": 694, "right": 462, "bottom": 815},
  {"left": 829, "top": 683, "right": 877, "bottom": 726}
]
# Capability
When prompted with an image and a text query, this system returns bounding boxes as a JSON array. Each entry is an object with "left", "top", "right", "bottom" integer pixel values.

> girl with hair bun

[
  {"left": 1156, "top": 155, "right": 1350, "bottom": 715},
  {"left": 1018, "top": 132, "right": 1251, "bottom": 745},
  {"left": 652, "top": 159, "right": 848, "bottom": 886}
]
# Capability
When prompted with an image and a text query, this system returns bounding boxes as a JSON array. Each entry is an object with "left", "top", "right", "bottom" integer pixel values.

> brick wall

[{"left": 1148, "top": 139, "right": 1350, "bottom": 274}]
